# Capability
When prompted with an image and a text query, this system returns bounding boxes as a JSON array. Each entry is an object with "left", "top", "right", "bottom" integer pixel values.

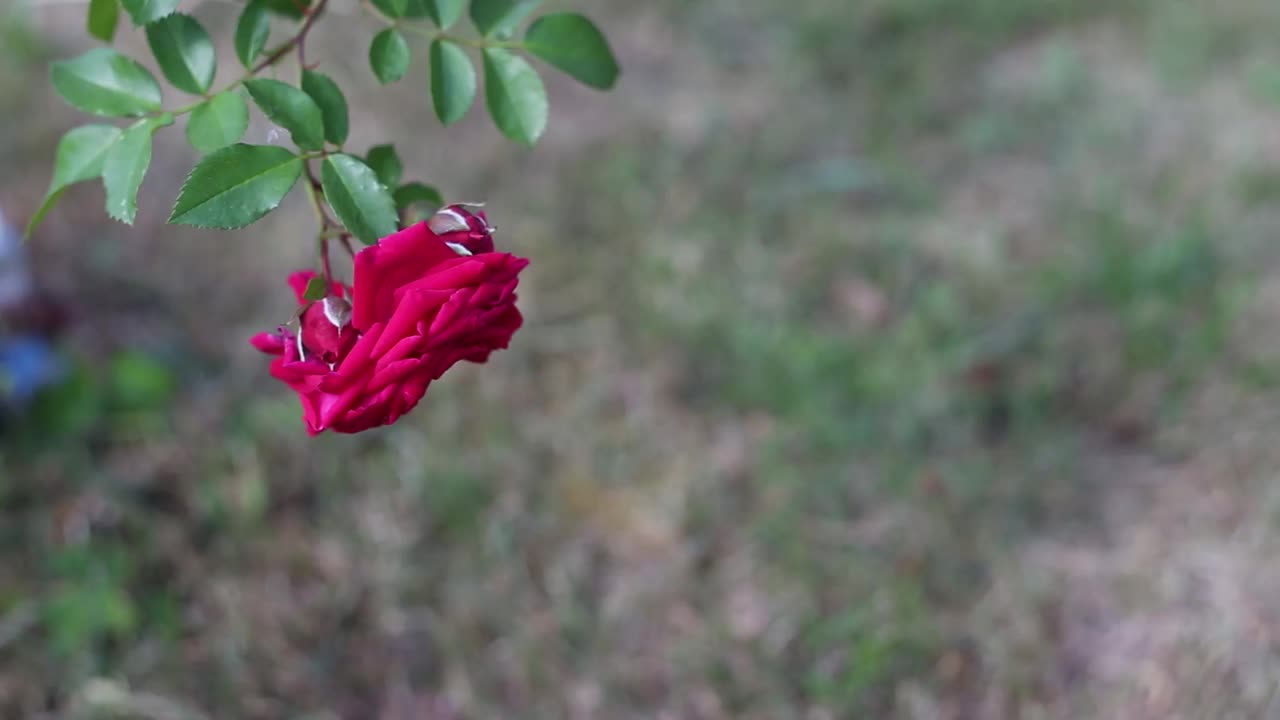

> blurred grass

[{"left": 4, "top": 0, "right": 1280, "bottom": 717}]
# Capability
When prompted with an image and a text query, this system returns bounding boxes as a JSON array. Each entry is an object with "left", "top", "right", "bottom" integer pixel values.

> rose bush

[{"left": 252, "top": 207, "right": 528, "bottom": 434}]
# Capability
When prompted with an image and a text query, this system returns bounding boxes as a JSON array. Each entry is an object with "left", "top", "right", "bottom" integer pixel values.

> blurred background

[{"left": 4, "top": 0, "right": 1280, "bottom": 717}]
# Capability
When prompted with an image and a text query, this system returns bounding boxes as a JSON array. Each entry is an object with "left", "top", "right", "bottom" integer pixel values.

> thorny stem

[
  {"left": 303, "top": 160, "right": 347, "bottom": 278},
  {"left": 254, "top": 0, "right": 329, "bottom": 74},
  {"left": 304, "top": 164, "right": 338, "bottom": 226},
  {"left": 319, "top": 237, "right": 335, "bottom": 286},
  {"left": 303, "top": 167, "right": 332, "bottom": 231}
]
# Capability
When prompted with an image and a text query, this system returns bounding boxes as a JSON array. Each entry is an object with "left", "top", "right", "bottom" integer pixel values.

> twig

[
  {"left": 158, "top": 0, "right": 329, "bottom": 118},
  {"left": 252, "top": 0, "right": 328, "bottom": 75},
  {"left": 320, "top": 237, "right": 335, "bottom": 284},
  {"left": 358, "top": 0, "right": 523, "bottom": 49}
]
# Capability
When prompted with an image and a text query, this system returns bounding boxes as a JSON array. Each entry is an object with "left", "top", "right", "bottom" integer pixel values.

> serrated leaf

[
  {"left": 425, "top": 0, "right": 464, "bottom": 28},
  {"left": 244, "top": 78, "right": 325, "bottom": 151},
  {"left": 525, "top": 13, "right": 619, "bottom": 90},
  {"left": 393, "top": 182, "right": 442, "bottom": 222},
  {"left": 87, "top": 0, "right": 119, "bottom": 43},
  {"left": 169, "top": 143, "right": 303, "bottom": 228},
  {"left": 146, "top": 13, "right": 216, "bottom": 95},
  {"left": 429, "top": 39, "right": 475, "bottom": 125},
  {"left": 369, "top": 0, "right": 407, "bottom": 19},
  {"left": 26, "top": 125, "right": 123, "bottom": 237},
  {"left": 301, "top": 70, "right": 349, "bottom": 146},
  {"left": 302, "top": 276, "right": 328, "bottom": 301},
  {"left": 119, "top": 0, "right": 179, "bottom": 25},
  {"left": 51, "top": 48, "right": 162, "bottom": 117},
  {"left": 369, "top": 29, "right": 410, "bottom": 85},
  {"left": 470, "top": 0, "right": 540, "bottom": 37},
  {"left": 321, "top": 154, "right": 398, "bottom": 245},
  {"left": 50, "top": 125, "right": 123, "bottom": 190},
  {"left": 482, "top": 48, "right": 547, "bottom": 146},
  {"left": 186, "top": 91, "right": 249, "bottom": 153},
  {"left": 103, "top": 114, "right": 172, "bottom": 224},
  {"left": 365, "top": 144, "right": 402, "bottom": 188},
  {"left": 234, "top": 1, "right": 270, "bottom": 69}
]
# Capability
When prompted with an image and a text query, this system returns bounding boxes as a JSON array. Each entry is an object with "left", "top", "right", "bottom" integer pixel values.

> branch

[
  {"left": 252, "top": 0, "right": 329, "bottom": 74},
  {"left": 358, "top": 0, "right": 523, "bottom": 50},
  {"left": 162, "top": 0, "right": 331, "bottom": 117}
]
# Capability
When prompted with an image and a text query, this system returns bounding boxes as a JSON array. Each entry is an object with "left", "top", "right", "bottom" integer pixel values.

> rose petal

[
  {"left": 318, "top": 372, "right": 372, "bottom": 431},
  {"left": 393, "top": 258, "right": 487, "bottom": 298},
  {"left": 287, "top": 270, "right": 319, "bottom": 304},
  {"left": 371, "top": 289, "right": 450, "bottom": 358},
  {"left": 250, "top": 332, "right": 286, "bottom": 355},
  {"left": 369, "top": 357, "right": 421, "bottom": 392},
  {"left": 333, "top": 322, "right": 384, "bottom": 379},
  {"left": 352, "top": 222, "right": 459, "bottom": 331},
  {"left": 333, "top": 384, "right": 399, "bottom": 433},
  {"left": 426, "top": 293, "right": 467, "bottom": 337},
  {"left": 392, "top": 374, "right": 432, "bottom": 419},
  {"left": 286, "top": 270, "right": 349, "bottom": 305},
  {"left": 376, "top": 335, "right": 425, "bottom": 368},
  {"left": 281, "top": 358, "right": 331, "bottom": 376}
]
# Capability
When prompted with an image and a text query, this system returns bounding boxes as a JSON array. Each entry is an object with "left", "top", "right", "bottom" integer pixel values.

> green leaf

[
  {"left": 524, "top": 13, "right": 619, "bottom": 90},
  {"left": 425, "top": 0, "right": 464, "bottom": 28},
  {"left": 26, "top": 125, "right": 123, "bottom": 237},
  {"left": 145, "top": 13, "right": 216, "bottom": 95},
  {"left": 301, "top": 70, "right": 349, "bottom": 145},
  {"left": 365, "top": 144, "right": 402, "bottom": 188},
  {"left": 87, "top": 0, "right": 119, "bottom": 43},
  {"left": 393, "top": 182, "right": 442, "bottom": 221},
  {"left": 234, "top": 1, "right": 270, "bottom": 69},
  {"left": 51, "top": 48, "right": 162, "bottom": 117},
  {"left": 49, "top": 126, "right": 123, "bottom": 190},
  {"left": 302, "top": 276, "right": 328, "bottom": 301},
  {"left": 321, "top": 154, "right": 399, "bottom": 245},
  {"left": 243, "top": 78, "right": 325, "bottom": 151},
  {"left": 103, "top": 133, "right": 150, "bottom": 225},
  {"left": 470, "top": 0, "right": 540, "bottom": 37},
  {"left": 119, "top": 0, "right": 179, "bottom": 25},
  {"left": 369, "top": 29, "right": 410, "bottom": 85},
  {"left": 186, "top": 91, "right": 249, "bottom": 153},
  {"left": 429, "top": 39, "right": 475, "bottom": 125},
  {"left": 169, "top": 144, "right": 303, "bottom": 228},
  {"left": 369, "top": 0, "right": 408, "bottom": 19},
  {"left": 482, "top": 48, "right": 547, "bottom": 146},
  {"left": 103, "top": 114, "right": 172, "bottom": 224}
]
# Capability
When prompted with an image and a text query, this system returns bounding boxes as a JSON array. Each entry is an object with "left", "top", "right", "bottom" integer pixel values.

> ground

[{"left": 3, "top": 0, "right": 1280, "bottom": 717}]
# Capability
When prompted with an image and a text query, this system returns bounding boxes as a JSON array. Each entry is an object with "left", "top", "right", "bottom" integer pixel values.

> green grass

[{"left": 3, "top": 0, "right": 1280, "bottom": 716}]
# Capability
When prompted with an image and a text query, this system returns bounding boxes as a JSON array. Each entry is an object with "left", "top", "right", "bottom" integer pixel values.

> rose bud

[
  {"left": 298, "top": 295, "right": 355, "bottom": 365},
  {"left": 428, "top": 204, "right": 495, "bottom": 256}
]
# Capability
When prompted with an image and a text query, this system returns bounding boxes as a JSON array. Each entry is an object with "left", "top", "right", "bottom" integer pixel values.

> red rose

[{"left": 251, "top": 206, "right": 528, "bottom": 435}]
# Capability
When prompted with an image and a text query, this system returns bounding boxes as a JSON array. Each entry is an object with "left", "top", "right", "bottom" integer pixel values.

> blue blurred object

[
  {"left": 0, "top": 207, "right": 32, "bottom": 309},
  {"left": 0, "top": 335, "right": 66, "bottom": 406},
  {"left": 0, "top": 207, "right": 68, "bottom": 413}
]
